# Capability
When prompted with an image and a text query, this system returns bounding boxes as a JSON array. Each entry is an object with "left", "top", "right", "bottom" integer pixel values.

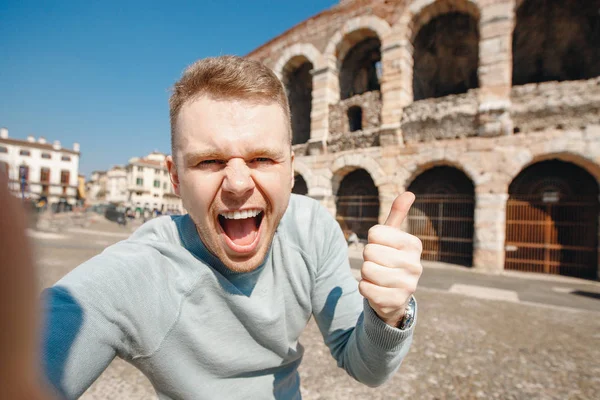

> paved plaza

[{"left": 31, "top": 215, "right": 600, "bottom": 400}]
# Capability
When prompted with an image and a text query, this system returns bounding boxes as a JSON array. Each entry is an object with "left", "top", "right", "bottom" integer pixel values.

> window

[
  {"left": 155, "top": 169, "right": 160, "bottom": 174},
  {"left": 163, "top": 182, "right": 167, "bottom": 190},
  {"left": 0, "top": 146, "right": 7, "bottom": 153},
  {"left": 20, "top": 149, "right": 31, "bottom": 156},
  {"left": 40, "top": 168, "right": 50, "bottom": 194},
  {"left": 60, "top": 170, "right": 70, "bottom": 194},
  {"left": 61, "top": 155, "right": 71, "bottom": 162},
  {"left": 136, "top": 178, "right": 143, "bottom": 186},
  {"left": 137, "top": 166, "right": 144, "bottom": 172},
  {"left": 347, "top": 106, "right": 363, "bottom": 132},
  {"left": 163, "top": 170, "right": 168, "bottom": 176},
  {"left": 40, "top": 168, "right": 50, "bottom": 183},
  {"left": 153, "top": 194, "right": 159, "bottom": 198},
  {"left": 41, "top": 153, "right": 52, "bottom": 159},
  {"left": 153, "top": 180, "right": 160, "bottom": 188}
]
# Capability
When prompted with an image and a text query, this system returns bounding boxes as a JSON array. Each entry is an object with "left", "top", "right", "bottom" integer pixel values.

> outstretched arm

[
  {"left": 311, "top": 193, "right": 422, "bottom": 386},
  {"left": 0, "top": 166, "right": 53, "bottom": 399}
]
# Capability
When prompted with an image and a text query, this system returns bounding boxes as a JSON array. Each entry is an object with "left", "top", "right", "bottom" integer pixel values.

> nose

[{"left": 222, "top": 159, "right": 255, "bottom": 196}]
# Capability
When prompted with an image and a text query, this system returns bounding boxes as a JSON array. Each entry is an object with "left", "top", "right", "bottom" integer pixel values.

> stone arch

[
  {"left": 405, "top": 164, "right": 476, "bottom": 266},
  {"left": 273, "top": 43, "right": 324, "bottom": 81},
  {"left": 408, "top": 0, "right": 480, "bottom": 42},
  {"left": 293, "top": 159, "right": 315, "bottom": 192},
  {"left": 292, "top": 173, "right": 309, "bottom": 196},
  {"left": 324, "top": 15, "right": 391, "bottom": 69},
  {"left": 330, "top": 153, "right": 386, "bottom": 194},
  {"left": 401, "top": 158, "right": 479, "bottom": 192},
  {"left": 504, "top": 157, "right": 599, "bottom": 279},
  {"left": 506, "top": 151, "right": 600, "bottom": 188},
  {"left": 332, "top": 167, "right": 380, "bottom": 240},
  {"left": 390, "top": 0, "right": 481, "bottom": 102}
]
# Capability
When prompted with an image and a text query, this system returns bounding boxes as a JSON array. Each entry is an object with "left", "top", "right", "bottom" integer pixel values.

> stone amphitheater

[{"left": 246, "top": 0, "right": 600, "bottom": 280}]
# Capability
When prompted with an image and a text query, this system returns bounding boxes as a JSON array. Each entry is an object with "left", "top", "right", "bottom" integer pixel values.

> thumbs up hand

[{"left": 358, "top": 192, "right": 423, "bottom": 328}]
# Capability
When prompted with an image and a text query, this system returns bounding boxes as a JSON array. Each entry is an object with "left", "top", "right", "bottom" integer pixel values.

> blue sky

[{"left": 0, "top": 0, "right": 337, "bottom": 176}]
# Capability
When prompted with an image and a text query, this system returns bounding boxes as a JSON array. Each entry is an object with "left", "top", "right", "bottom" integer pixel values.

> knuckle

[
  {"left": 412, "top": 236, "right": 423, "bottom": 253},
  {"left": 358, "top": 279, "right": 367, "bottom": 296},
  {"left": 360, "top": 262, "right": 370, "bottom": 279},
  {"left": 367, "top": 225, "right": 382, "bottom": 243},
  {"left": 363, "top": 243, "right": 376, "bottom": 261}
]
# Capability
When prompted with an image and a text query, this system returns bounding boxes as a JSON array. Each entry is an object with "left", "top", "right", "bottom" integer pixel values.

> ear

[
  {"left": 165, "top": 156, "right": 181, "bottom": 197},
  {"left": 290, "top": 151, "right": 295, "bottom": 189}
]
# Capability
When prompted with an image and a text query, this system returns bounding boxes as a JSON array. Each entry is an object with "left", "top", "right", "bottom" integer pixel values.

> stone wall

[
  {"left": 247, "top": 0, "right": 600, "bottom": 279},
  {"left": 329, "top": 91, "right": 382, "bottom": 134},
  {"left": 511, "top": 77, "right": 600, "bottom": 133},
  {"left": 295, "top": 125, "right": 600, "bottom": 275},
  {"left": 401, "top": 89, "right": 479, "bottom": 142}
]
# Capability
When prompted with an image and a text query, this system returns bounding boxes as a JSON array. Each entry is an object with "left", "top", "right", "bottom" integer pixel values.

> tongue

[{"left": 221, "top": 217, "right": 258, "bottom": 246}]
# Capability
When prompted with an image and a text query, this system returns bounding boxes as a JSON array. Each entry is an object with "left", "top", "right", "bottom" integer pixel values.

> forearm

[{"left": 333, "top": 299, "right": 415, "bottom": 387}]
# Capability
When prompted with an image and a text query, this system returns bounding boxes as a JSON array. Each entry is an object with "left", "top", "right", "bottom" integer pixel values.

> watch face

[{"left": 400, "top": 296, "right": 416, "bottom": 330}]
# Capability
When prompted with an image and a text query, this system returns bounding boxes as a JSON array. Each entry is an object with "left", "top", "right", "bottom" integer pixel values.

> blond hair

[{"left": 169, "top": 55, "right": 291, "bottom": 155}]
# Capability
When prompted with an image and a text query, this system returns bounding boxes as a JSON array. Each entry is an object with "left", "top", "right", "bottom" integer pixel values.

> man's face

[{"left": 167, "top": 96, "right": 294, "bottom": 273}]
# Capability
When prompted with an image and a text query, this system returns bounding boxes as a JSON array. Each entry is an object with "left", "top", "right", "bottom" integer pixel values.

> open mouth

[{"left": 217, "top": 209, "right": 264, "bottom": 251}]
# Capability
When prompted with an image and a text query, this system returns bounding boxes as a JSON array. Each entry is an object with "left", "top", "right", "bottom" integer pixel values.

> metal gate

[
  {"left": 505, "top": 195, "right": 598, "bottom": 279},
  {"left": 407, "top": 194, "right": 474, "bottom": 266},
  {"left": 335, "top": 195, "right": 380, "bottom": 240}
]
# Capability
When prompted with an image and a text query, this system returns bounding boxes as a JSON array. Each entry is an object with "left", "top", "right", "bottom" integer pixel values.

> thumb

[{"left": 384, "top": 192, "right": 416, "bottom": 229}]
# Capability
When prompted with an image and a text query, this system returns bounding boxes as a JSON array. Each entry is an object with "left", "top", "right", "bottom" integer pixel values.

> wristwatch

[{"left": 398, "top": 295, "right": 416, "bottom": 330}]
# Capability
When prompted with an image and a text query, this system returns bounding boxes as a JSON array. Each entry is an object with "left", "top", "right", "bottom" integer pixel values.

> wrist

[{"left": 396, "top": 295, "right": 416, "bottom": 330}]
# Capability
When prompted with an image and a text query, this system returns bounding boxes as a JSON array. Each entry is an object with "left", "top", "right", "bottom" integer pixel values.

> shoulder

[
  {"left": 54, "top": 215, "right": 196, "bottom": 303},
  {"left": 277, "top": 194, "right": 345, "bottom": 262},
  {"left": 278, "top": 194, "right": 337, "bottom": 237}
]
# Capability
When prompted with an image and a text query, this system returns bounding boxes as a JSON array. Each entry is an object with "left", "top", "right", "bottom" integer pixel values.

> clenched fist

[{"left": 358, "top": 192, "right": 423, "bottom": 328}]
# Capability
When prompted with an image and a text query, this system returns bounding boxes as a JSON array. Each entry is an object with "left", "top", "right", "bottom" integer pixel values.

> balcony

[
  {"left": 510, "top": 77, "right": 600, "bottom": 133},
  {"left": 327, "top": 91, "right": 382, "bottom": 152},
  {"left": 401, "top": 89, "right": 478, "bottom": 143}
]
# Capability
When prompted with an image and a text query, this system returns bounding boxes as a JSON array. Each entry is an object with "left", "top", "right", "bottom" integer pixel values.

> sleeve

[
  {"left": 41, "top": 285, "right": 123, "bottom": 399},
  {"left": 310, "top": 206, "right": 417, "bottom": 387},
  {"left": 39, "top": 240, "right": 168, "bottom": 400}
]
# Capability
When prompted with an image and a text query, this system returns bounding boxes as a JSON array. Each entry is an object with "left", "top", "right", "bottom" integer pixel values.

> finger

[
  {"left": 361, "top": 261, "right": 420, "bottom": 289},
  {"left": 384, "top": 192, "right": 415, "bottom": 229},
  {"left": 358, "top": 279, "right": 412, "bottom": 314},
  {"left": 363, "top": 243, "right": 422, "bottom": 273},
  {"left": 368, "top": 224, "right": 423, "bottom": 252}
]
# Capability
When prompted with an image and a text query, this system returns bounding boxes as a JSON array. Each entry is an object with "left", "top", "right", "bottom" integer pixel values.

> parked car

[{"left": 104, "top": 204, "right": 127, "bottom": 225}]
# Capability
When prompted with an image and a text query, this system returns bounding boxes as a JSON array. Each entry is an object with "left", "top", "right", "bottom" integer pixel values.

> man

[{"left": 3, "top": 55, "right": 423, "bottom": 399}]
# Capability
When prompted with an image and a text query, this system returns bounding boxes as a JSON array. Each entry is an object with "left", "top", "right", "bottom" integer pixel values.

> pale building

[
  {"left": 86, "top": 171, "right": 107, "bottom": 204},
  {"left": 125, "top": 152, "right": 182, "bottom": 215},
  {"left": 0, "top": 127, "right": 81, "bottom": 208},
  {"left": 106, "top": 166, "right": 128, "bottom": 204}
]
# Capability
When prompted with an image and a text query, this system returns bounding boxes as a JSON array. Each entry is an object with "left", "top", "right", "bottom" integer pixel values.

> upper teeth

[{"left": 220, "top": 209, "right": 262, "bottom": 220}]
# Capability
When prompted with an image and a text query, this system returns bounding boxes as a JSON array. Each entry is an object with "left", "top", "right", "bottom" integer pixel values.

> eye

[
  {"left": 196, "top": 159, "right": 224, "bottom": 168},
  {"left": 252, "top": 157, "right": 273, "bottom": 164}
]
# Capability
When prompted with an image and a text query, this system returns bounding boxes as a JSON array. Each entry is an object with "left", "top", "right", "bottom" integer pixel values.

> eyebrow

[{"left": 184, "top": 148, "right": 286, "bottom": 165}]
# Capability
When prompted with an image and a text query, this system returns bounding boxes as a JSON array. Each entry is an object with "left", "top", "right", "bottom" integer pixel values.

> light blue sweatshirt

[{"left": 42, "top": 194, "right": 416, "bottom": 399}]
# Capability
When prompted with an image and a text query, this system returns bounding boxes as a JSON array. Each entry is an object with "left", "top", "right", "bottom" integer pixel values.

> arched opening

[
  {"left": 335, "top": 169, "right": 379, "bottom": 240},
  {"left": 505, "top": 160, "right": 599, "bottom": 279},
  {"left": 512, "top": 0, "right": 600, "bottom": 86},
  {"left": 292, "top": 174, "right": 308, "bottom": 196},
  {"left": 407, "top": 166, "right": 475, "bottom": 266},
  {"left": 339, "top": 35, "right": 382, "bottom": 100},
  {"left": 283, "top": 58, "right": 313, "bottom": 145},
  {"left": 347, "top": 106, "right": 363, "bottom": 132},
  {"left": 412, "top": 12, "right": 479, "bottom": 101}
]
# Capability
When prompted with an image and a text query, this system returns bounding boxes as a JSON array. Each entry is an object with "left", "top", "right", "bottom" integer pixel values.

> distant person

[{"left": 2, "top": 56, "right": 423, "bottom": 399}]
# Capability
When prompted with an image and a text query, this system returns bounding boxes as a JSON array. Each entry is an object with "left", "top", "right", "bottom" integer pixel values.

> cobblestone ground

[{"left": 33, "top": 219, "right": 600, "bottom": 400}]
